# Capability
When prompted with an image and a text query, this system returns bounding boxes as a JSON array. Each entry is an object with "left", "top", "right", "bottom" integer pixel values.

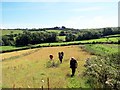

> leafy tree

[
  {"left": 15, "top": 31, "right": 57, "bottom": 46},
  {"left": 102, "top": 28, "right": 113, "bottom": 36},
  {"left": 65, "top": 33, "right": 77, "bottom": 41},
  {"left": 15, "top": 31, "right": 32, "bottom": 46},
  {"left": 0, "top": 39, "right": 4, "bottom": 46},
  {"left": 61, "top": 26, "right": 66, "bottom": 29},
  {"left": 2, "top": 36, "right": 14, "bottom": 46},
  {"left": 59, "top": 31, "right": 66, "bottom": 36}
]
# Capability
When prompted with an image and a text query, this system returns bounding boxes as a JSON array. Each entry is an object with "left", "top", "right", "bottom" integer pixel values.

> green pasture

[
  {"left": 84, "top": 44, "right": 119, "bottom": 56},
  {"left": 46, "top": 30, "right": 61, "bottom": 33},
  {"left": 57, "top": 36, "right": 66, "bottom": 41},
  {"left": 1, "top": 30, "right": 23, "bottom": 36},
  {"left": 0, "top": 46, "right": 19, "bottom": 51}
]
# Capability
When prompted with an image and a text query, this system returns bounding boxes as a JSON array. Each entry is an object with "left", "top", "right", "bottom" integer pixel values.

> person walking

[
  {"left": 58, "top": 52, "right": 62, "bottom": 63},
  {"left": 58, "top": 52, "right": 64, "bottom": 63},
  {"left": 70, "top": 57, "right": 78, "bottom": 77},
  {"left": 49, "top": 54, "right": 53, "bottom": 60}
]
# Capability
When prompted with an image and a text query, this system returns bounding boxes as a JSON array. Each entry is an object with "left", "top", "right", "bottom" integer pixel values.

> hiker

[
  {"left": 70, "top": 57, "right": 78, "bottom": 77},
  {"left": 61, "top": 52, "right": 64, "bottom": 57},
  {"left": 58, "top": 52, "right": 64, "bottom": 63},
  {"left": 49, "top": 54, "right": 53, "bottom": 60}
]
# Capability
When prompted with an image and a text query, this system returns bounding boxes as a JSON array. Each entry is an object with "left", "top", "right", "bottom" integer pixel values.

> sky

[{"left": 1, "top": 0, "right": 119, "bottom": 29}]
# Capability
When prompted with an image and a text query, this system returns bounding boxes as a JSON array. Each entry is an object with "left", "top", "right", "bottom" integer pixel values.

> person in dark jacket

[
  {"left": 70, "top": 57, "right": 78, "bottom": 77},
  {"left": 58, "top": 52, "right": 64, "bottom": 63},
  {"left": 61, "top": 52, "right": 64, "bottom": 57}
]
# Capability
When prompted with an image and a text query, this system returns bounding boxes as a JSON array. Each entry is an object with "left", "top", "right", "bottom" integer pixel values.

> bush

[
  {"left": 46, "top": 60, "right": 60, "bottom": 68},
  {"left": 84, "top": 53, "right": 120, "bottom": 89}
]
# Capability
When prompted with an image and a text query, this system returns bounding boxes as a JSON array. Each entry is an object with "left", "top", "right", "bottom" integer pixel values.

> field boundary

[{"left": 1, "top": 41, "right": 119, "bottom": 53}]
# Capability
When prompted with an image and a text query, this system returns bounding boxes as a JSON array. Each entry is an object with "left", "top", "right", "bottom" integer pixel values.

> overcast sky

[{"left": 1, "top": 0, "right": 119, "bottom": 29}]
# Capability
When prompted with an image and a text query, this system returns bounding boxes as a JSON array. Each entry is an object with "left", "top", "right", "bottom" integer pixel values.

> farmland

[
  {"left": 46, "top": 30, "right": 61, "bottom": 33},
  {"left": 1, "top": 44, "right": 119, "bottom": 88},
  {"left": 1, "top": 27, "right": 120, "bottom": 88},
  {"left": 1, "top": 27, "right": 119, "bottom": 47},
  {"left": 2, "top": 45, "right": 94, "bottom": 88},
  {"left": 0, "top": 36, "right": 119, "bottom": 52},
  {"left": 1, "top": 41, "right": 119, "bottom": 88},
  {"left": 83, "top": 44, "right": 119, "bottom": 56},
  {"left": 0, "top": 28, "right": 119, "bottom": 52},
  {"left": 1, "top": 30, "right": 23, "bottom": 36}
]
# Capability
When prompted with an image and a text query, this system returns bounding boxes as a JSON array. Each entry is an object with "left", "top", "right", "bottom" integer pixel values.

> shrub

[
  {"left": 84, "top": 53, "right": 120, "bottom": 89},
  {"left": 46, "top": 60, "right": 60, "bottom": 68}
]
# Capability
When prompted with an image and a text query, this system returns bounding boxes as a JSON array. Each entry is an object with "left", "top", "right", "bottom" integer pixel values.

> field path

[{"left": 2, "top": 45, "right": 94, "bottom": 88}]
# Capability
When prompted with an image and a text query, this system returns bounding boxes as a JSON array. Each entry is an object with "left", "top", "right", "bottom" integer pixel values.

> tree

[
  {"left": 61, "top": 26, "right": 66, "bottom": 29},
  {"left": 102, "top": 28, "right": 113, "bottom": 36},
  {"left": 2, "top": 36, "right": 14, "bottom": 46},
  {"left": 15, "top": 32, "right": 32, "bottom": 46},
  {"left": 65, "top": 33, "right": 77, "bottom": 41},
  {"left": 15, "top": 31, "right": 57, "bottom": 46},
  {"left": 59, "top": 31, "right": 66, "bottom": 36},
  {"left": 54, "top": 26, "right": 59, "bottom": 30}
]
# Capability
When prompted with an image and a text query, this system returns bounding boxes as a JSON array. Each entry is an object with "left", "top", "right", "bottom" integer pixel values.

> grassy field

[
  {"left": 1, "top": 30, "right": 23, "bottom": 36},
  {"left": 104, "top": 34, "right": 120, "bottom": 37},
  {"left": 81, "top": 37, "right": 119, "bottom": 43},
  {"left": 46, "top": 30, "right": 61, "bottom": 34},
  {"left": 57, "top": 36, "right": 66, "bottom": 41},
  {"left": 0, "top": 46, "right": 20, "bottom": 51},
  {"left": 2, "top": 45, "right": 94, "bottom": 88},
  {"left": 84, "top": 44, "right": 119, "bottom": 56},
  {"left": 0, "top": 36, "right": 119, "bottom": 52}
]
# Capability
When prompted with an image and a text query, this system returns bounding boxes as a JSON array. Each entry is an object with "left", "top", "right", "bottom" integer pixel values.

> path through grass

[{"left": 2, "top": 45, "right": 94, "bottom": 88}]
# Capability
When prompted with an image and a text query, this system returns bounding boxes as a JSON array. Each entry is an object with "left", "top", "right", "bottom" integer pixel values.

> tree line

[
  {"left": 65, "top": 27, "right": 120, "bottom": 41},
  {"left": 1, "top": 31, "right": 57, "bottom": 46},
  {"left": 1, "top": 27, "right": 120, "bottom": 46}
]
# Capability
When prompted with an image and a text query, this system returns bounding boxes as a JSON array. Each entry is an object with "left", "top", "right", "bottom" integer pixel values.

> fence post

[
  {"left": 41, "top": 85, "right": 43, "bottom": 90},
  {"left": 12, "top": 84, "right": 15, "bottom": 90},
  {"left": 47, "top": 77, "right": 49, "bottom": 90}
]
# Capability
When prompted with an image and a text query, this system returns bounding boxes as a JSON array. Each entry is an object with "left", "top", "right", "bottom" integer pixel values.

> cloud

[
  {"left": 63, "top": 15, "right": 117, "bottom": 29},
  {"left": 2, "top": 15, "right": 117, "bottom": 29}
]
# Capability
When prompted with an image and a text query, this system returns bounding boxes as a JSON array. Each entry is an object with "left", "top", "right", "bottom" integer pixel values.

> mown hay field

[{"left": 2, "top": 45, "right": 94, "bottom": 88}]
